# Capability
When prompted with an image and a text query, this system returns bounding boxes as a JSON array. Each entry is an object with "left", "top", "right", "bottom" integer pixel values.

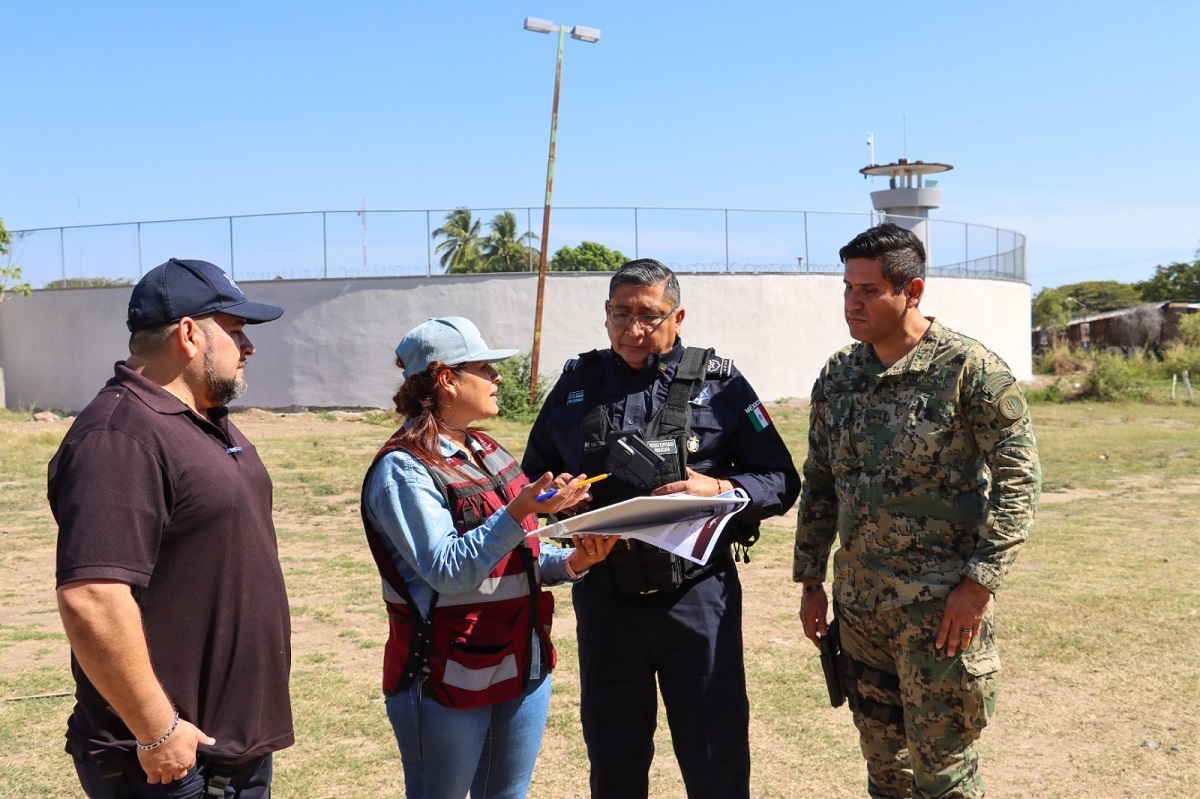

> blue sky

[{"left": 3, "top": 1, "right": 1198, "bottom": 291}]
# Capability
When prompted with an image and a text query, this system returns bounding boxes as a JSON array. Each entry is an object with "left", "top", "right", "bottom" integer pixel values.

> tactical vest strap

[
  {"left": 571, "top": 347, "right": 727, "bottom": 594},
  {"left": 659, "top": 346, "right": 712, "bottom": 431},
  {"left": 575, "top": 351, "right": 609, "bottom": 477}
]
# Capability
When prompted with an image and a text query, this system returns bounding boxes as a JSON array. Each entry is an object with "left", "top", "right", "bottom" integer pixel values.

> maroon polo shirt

[{"left": 49, "top": 363, "right": 293, "bottom": 767}]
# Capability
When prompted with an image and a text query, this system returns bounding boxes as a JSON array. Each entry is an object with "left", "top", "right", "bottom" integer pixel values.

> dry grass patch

[{"left": 1, "top": 404, "right": 1197, "bottom": 797}]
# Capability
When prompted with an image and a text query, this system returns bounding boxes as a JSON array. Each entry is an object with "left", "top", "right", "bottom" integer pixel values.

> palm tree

[
  {"left": 479, "top": 211, "right": 539, "bottom": 273},
  {"left": 432, "top": 208, "right": 483, "bottom": 273}
]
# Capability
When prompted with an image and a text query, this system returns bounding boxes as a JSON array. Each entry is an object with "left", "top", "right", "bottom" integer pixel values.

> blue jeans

[
  {"left": 70, "top": 746, "right": 273, "bottom": 798},
  {"left": 385, "top": 673, "right": 552, "bottom": 799}
]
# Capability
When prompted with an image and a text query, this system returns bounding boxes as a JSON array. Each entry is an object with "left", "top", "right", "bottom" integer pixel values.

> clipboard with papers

[{"left": 533, "top": 489, "right": 751, "bottom": 566}]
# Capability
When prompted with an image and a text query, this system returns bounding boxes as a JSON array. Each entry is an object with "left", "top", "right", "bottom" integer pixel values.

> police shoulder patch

[
  {"left": 706, "top": 356, "right": 733, "bottom": 380},
  {"left": 994, "top": 384, "right": 1027, "bottom": 423},
  {"left": 566, "top": 349, "right": 603, "bottom": 372}
]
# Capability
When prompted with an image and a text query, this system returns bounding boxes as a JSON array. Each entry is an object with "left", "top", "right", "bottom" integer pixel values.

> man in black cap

[{"left": 50, "top": 259, "right": 293, "bottom": 798}]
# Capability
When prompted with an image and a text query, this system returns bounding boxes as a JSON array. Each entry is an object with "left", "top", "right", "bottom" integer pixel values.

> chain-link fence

[{"left": 7, "top": 207, "right": 1025, "bottom": 288}]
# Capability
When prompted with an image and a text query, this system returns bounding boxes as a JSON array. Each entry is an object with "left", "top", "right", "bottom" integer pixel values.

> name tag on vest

[{"left": 648, "top": 440, "right": 678, "bottom": 456}]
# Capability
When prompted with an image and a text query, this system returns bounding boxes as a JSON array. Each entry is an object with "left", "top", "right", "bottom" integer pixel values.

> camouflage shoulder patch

[
  {"left": 994, "top": 384, "right": 1027, "bottom": 423},
  {"left": 982, "top": 370, "right": 1015, "bottom": 400}
]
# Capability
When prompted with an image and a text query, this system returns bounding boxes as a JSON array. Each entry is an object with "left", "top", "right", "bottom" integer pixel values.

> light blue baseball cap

[{"left": 395, "top": 317, "right": 518, "bottom": 379}]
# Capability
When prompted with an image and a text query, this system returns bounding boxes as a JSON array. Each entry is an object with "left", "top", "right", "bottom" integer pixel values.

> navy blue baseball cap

[{"left": 127, "top": 258, "right": 284, "bottom": 332}]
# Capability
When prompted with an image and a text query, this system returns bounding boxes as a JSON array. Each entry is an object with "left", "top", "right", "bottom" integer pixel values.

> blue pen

[{"left": 536, "top": 473, "right": 610, "bottom": 501}]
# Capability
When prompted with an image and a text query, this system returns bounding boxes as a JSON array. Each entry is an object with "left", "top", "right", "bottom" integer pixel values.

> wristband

[
  {"left": 136, "top": 711, "right": 180, "bottom": 751},
  {"left": 803, "top": 583, "right": 824, "bottom": 594}
]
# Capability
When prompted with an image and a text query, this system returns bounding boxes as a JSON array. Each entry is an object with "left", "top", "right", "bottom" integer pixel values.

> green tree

[
  {"left": 0, "top": 218, "right": 32, "bottom": 303},
  {"left": 432, "top": 208, "right": 484, "bottom": 273},
  {"left": 479, "top": 211, "right": 539, "bottom": 273},
  {"left": 549, "top": 240, "right": 628, "bottom": 272},
  {"left": 1135, "top": 259, "right": 1200, "bottom": 302},
  {"left": 43, "top": 276, "right": 134, "bottom": 289},
  {"left": 1055, "top": 280, "right": 1143, "bottom": 313},
  {"left": 1031, "top": 286, "right": 1072, "bottom": 341}
]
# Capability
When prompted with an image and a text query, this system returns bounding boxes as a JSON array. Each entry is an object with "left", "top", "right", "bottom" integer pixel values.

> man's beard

[{"left": 202, "top": 341, "right": 247, "bottom": 407}]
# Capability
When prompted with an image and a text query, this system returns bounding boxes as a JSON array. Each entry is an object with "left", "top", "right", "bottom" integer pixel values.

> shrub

[
  {"left": 1160, "top": 343, "right": 1200, "bottom": 382},
  {"left": 1026, "top": 379, "right": 1068, "bottom": 404},
  {"left": 494, "top": 352, "right": 549, "bottom": 422},
  {"left": 1035, "top": 343, "right": 1091, "bottom": 376},
  {"left": 1176, "top": 314, "right": 1200, "bottom": 348},
  {"left": 1076, "top": 352, "right": 1154, "bottom": 402}
]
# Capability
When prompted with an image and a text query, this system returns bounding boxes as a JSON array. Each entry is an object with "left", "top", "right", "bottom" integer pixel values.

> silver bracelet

[{"left": 136, "top": 711, "right": 180, "bottom": 751}]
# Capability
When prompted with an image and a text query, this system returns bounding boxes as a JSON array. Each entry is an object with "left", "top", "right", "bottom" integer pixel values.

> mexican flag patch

[{"left": 745, "top": 400, "right": 772, "bottom": 432}]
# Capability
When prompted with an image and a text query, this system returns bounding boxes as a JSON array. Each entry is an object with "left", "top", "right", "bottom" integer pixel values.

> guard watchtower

[{"left": 860, "top": 158, "right": 953, "bottom": 262}]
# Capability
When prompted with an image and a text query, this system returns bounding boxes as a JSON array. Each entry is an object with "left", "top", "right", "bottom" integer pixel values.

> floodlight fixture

[
  {"left": 571, "top": 25, "right": 601, "bottom": 43},
  {"left": 524, "top": 17, "right": 555, "bottom": 33}
]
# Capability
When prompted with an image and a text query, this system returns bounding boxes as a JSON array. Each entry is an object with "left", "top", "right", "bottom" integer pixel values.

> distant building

[{"left": 1033, "top": 300, "right": 1200, "bottom": 352}]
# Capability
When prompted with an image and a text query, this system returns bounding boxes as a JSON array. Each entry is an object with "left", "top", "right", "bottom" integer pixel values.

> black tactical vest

[{"left": 572, "top": 346, "right": 720, "bottom": 594}]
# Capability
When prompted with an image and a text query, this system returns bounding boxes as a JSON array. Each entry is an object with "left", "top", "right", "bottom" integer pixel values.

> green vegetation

[
  {"left": 1176, "top": 314, "right": 1200, "bottom": 348},
  {"left": 1136, "top": 256, "right": 1200, "bottom": 302},
  {"left": 431, "top": 208, "right": 627, "bottom": 274},
  {"left": 494, "top": 351, "right": 547, "bottom": 422},
  {"left": 549, "top": 240, "right": 627, "bottom": 272},
  {"left": 0, "top": 217, "right": 32, "bottom": 303},
  {"left": 42, "top": 277, "right": 134, "bottom": 289},
  {"left": 478, "top": 210, "right": 539, "bottom": 273},
  {"left": 1033, "top": 343, "right": 1200, "bottom": 403},
  {"left": 431, "top": 207, "right": 484, "bottom": 272},
  {"left": 432, "top": 208, "right": 539, "bottom": 274},
  {"left": 1032, "top": 260, "right": 1200, "bottom": 347}
]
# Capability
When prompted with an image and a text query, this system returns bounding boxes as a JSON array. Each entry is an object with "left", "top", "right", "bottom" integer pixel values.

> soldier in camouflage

[{"left": 794, "top": 223, "right": 1041, "bottom": 798}]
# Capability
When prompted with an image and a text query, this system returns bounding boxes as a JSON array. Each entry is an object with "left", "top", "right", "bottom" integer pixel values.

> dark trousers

[
  {"left": 69, "top": 744, "right": 273, "bottom": 799},
  {"left": 573, "top": 554, "right": 750, "bottom": 799}
]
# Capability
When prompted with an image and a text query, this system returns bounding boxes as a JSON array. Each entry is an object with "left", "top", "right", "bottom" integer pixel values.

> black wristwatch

[{"left": 803, "top": 583, "right": 824, "bottom": 594}]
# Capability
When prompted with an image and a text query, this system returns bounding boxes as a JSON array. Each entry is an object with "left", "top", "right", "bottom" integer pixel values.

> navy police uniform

[{"left": 523, "top": 341, "right": 800, "bottom": 799}]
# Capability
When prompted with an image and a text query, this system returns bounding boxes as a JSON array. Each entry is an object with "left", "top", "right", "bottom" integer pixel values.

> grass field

[{"left": 1, "top": 401, "right": 1197, "bottom": 797}]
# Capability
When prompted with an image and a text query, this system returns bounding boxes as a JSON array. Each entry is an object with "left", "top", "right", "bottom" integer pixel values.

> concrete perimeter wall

[{"left": 0, "top": 273, "right": 1032, "bottom": 412}]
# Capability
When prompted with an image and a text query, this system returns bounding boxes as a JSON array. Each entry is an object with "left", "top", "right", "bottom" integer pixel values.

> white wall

[{"left": 0, "top": 272, "right": 1032, "bottom": 412}]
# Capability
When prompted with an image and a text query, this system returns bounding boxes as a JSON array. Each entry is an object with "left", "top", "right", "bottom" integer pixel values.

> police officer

[
  {"left": 523, "top": 259, "right": 800, "bottom": 799},
  {"left": 795, "top": 224, "right": 1041, "bottom": 799}
]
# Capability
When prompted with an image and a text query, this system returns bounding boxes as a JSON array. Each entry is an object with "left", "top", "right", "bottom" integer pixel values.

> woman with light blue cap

[{"left": 359, "top": 316, "right": 616, "bottom": 799}]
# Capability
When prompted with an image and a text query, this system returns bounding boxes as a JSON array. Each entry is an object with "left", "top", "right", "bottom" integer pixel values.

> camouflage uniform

[{"left": 794, "top": 319, "right": 1040, "bottom": 799}]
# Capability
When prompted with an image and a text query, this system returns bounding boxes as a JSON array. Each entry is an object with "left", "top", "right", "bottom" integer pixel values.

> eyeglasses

[{"left": 607, "top": 306, "right": 679, "bottom": 329}]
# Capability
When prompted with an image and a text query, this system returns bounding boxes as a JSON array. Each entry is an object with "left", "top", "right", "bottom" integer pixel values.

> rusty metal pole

[{"left": 529, "top": 24, "right": 566, "bottom": 407}]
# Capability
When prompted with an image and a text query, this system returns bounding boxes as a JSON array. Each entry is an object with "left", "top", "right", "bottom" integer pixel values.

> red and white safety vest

[{"left": 362, "top": 430, "right": 556, "bottom": 709}]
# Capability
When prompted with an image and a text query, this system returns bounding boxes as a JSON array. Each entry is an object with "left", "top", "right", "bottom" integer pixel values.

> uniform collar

[
  {"left": 893, "top": 318, "right": 943, "bottom": 375},
  {"left": 612, "top": 339, "right": 684, "bottom": 376},
  {"left": 853, "top": 318, "right": 942, "bottom": 378}
]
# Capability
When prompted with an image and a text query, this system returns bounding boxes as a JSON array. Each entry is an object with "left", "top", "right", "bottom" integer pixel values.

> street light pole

[{"left": 524, "top": 17, "right": 600, "bottom": 406}]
